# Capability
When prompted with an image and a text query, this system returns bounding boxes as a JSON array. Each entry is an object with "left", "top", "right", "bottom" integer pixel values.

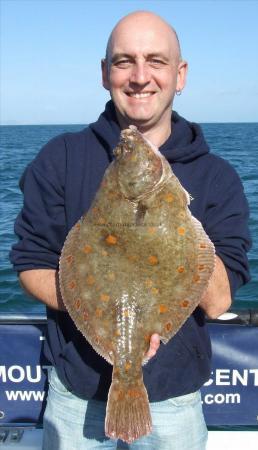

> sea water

[{"left": 0, "top": 123, "right": 257, "bottom": 313}]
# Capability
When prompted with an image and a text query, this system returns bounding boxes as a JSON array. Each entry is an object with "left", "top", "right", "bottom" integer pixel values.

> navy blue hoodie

[{"left": 10, "top": 101, "right": 251, "bottom": 401}]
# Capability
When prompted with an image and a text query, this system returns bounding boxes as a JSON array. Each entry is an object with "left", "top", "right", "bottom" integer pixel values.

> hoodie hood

[{"left": 89, "top": 100, "right": 210, "bottom": 164}]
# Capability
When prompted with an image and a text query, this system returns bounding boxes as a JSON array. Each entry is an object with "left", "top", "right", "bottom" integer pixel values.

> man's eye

[
  {"left": 149, "top": 59, "right": 165, "bottom": 66},
  {"left": 114, "top": 59, "right": 131, "bottom": 67}
]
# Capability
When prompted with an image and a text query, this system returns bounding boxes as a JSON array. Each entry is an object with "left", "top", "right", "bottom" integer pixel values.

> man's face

[{"left": 102, "top": 17, "right": 187, "bottom": 132}]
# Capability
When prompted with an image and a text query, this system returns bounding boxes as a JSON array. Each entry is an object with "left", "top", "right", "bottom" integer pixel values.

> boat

[{"left": 0, "top": 309, "right": 258, "bottom": 449}]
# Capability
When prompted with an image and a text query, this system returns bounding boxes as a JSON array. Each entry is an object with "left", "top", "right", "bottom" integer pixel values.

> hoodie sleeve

[
  {"left": 9, "top": 135, "right": 68, "bottom": 272},
  {"left": 204, "top": 158, "right": 252, "bottom": 297}
]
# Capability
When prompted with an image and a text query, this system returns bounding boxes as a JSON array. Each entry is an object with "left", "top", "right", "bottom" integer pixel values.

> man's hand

[{"left": 145, "top": 333, "right": 160, "bottom": 360}]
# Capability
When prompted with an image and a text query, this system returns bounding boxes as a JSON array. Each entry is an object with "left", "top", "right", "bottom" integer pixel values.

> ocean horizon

[{"left": 2, "top": 121, "right": 258, "bottom": 126}]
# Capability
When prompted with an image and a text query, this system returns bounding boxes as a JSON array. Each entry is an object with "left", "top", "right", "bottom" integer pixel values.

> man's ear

[
  {"left": 176, "top": 60, "right": 188, "bottom": 92},
  {"left": 101, "top": 58, "right": 110, "bottom": 91}
]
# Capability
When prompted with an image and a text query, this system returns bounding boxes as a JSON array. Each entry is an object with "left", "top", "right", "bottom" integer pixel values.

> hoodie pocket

[{"left": 59, "top": 339, "right": 102, "bottom": 398}]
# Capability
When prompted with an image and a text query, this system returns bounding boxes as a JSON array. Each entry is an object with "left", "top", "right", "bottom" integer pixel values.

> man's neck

[
  {"left": 115, "top": 112, "right": 172, "bottom": 148},
  {"left": 140, "top": 122, "right": 172, "bottom": 148}
]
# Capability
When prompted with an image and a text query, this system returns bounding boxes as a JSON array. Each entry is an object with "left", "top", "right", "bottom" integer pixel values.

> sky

[{"left": 1, "top": 0, "right": 258, "bottom": 124}]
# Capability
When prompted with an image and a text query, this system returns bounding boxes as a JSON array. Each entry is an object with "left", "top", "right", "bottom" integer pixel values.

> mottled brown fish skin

[{"left": 59, "top": 125, "right": 215, "bottom": 443}]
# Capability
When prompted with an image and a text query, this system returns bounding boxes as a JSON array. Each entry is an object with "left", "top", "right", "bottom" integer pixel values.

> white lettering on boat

[
  {"left": 0, "top": 365, "right": 51, "bottom": 383},
  {"left": 5, "top": 390, "right": 45, "bottom": 401},
  {"left": 202, "top": 392, "right": 241, "bottom": 405},
  {"left": 204, "top": 368, "right": 258, "bottom": 387}
]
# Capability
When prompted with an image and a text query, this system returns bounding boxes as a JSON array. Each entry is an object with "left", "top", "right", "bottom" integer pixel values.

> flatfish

[{"left": 59, "top": 125, "right": 215, "bottom": 443}]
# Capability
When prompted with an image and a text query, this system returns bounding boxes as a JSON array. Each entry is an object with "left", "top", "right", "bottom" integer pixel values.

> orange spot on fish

[
  {"left": 193, "top": 274, "right": 201, "bottom": 283},
  {"left": 181, "top": 300, "right": 190, "bottom": 308},
  {"left": 92, "top": 207, "right": 99, "bottom": 215},
  {"left": 114, "top": 367, "right": 120, "bottom": 376},
  {"left": 147, "top": 227, "right": 157, "bottom": 234},
  {"left": 122, "top": 309, "right": 130, "bottom": 318},
  {"left": 115, "top": 329, "right": 121, "bottom": 337},
  {"left": 128, "top": 389, "right": 141, "bottom": 399},
  {"left": 68, "top": 280, "right": 76, "bottom": 290},
  {"left": 95, "top": 308, "right": 103, "bottom": 317},
  {"left": 198, "top": 264, "right": 205, "bottom": 271},
  {"left": 164, "top": 193, "right": 174, "bottom": 203},
  {"left": 124, "top": 361, "right": 132, "bottom": 372},
  {"left": 148, "top": 255, "right": 159, "bottom": 265},
  {"left": 83, "top": 245, "right": 93, "bottom": 254},
  {"left": 200, "top": 243, "right": 207, "bottom": 249},
  {"left": 75, "top": 223, "right": 81, "bottom": 230},
  {"left": 74, "top": 298, "right": 81, "bottom": 310},
  {"left": 100, "top": 293, "right": 110, "bottom": 302},
  {"left": 86, "top": 275, "right": 95, "bottom": 285},
  {"left": 165, "top": 322, "right": 173, "bottom": 332},
  {"left": 177, "top": 266, "right": 185, "bottom": 273},
  {"left": 106, "top": 234, "right": 118, "bottom": 245},
  {"left": 66, "top": 255, "right": 74, "bottom": 265},
  {"left": 158, "top": 304, "right": 168, "bottom": 314},
  {"left": 178, "top": 227, "right": 185, "bottom": 236}
]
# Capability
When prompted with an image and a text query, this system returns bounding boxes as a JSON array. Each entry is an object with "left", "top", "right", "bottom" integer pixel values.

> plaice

[{"left": 59, "top": 125, "right": 215, "bottom": 443}]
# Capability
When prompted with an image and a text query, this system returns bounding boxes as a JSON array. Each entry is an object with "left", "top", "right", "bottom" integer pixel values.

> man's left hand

[{"left": 145, "top": 333, "right": 160, "bottom": 359}]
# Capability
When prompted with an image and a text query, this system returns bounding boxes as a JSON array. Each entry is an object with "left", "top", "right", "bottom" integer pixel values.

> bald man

[{"left": 11, "top": 10, "right": 251, "bottom": 450}]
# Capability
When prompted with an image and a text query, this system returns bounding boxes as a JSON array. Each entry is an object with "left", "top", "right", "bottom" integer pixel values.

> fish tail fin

[{"left": 105, "top": 378, "right": 152, "bottom": 443}]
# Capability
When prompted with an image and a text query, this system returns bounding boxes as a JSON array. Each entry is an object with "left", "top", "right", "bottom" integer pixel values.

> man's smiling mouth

[{"left": 126, "top": 92, "right": 154, "bottom": 99}]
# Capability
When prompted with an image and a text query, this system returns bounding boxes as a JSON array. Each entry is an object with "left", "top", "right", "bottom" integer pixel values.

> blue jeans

[{"left": 43, "top": 368, "right": 208, "bottom": 450}]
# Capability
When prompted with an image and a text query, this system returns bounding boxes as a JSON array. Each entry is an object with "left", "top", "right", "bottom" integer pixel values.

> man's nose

[{"left": 130, "top": 62, "right": 151, "bottom": 85}]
